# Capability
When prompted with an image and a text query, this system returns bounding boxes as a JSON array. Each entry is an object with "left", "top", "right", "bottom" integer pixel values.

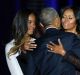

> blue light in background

[
  {"left": 67, "top": 0, "right": 74, "bottom": 6},
  {"left": 15, "top": 0, "right": 20, "bottom": 12},
  {"left": 44, "top": 0, "right": 58, "bottom": 10}
]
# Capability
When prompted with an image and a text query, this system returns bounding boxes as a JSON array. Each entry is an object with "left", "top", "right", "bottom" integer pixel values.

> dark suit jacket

[
  {"left": 17, "top": 28, "right": 80, "bottom": 75},
  {"left": 32, "top": 28, "right": 80, "bottom": 75},
  {"left": 17, "top": 51, "right": 37, "bottom": 75}
]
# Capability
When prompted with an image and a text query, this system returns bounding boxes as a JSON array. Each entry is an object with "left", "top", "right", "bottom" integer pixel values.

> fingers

[
  {"left": 58, "top": 38, "right": 63, "bottom": 47},
  {"left": 48, "top": 50, "right": 54, "bottom": 52},
  {"left": 29, "top": 44, "right": 37, "bottom": 48},
  {"left": 47, "top": 41, "right": 57, "bottom": 53},
  {"left": 24, "top": 42, "right": 37, "bottom": 51},
  {"left": 47, "top": 44, "right": 54, "bottom": 51},
  {"left": 30, "top": 41, "right": 35, "bottom": 44},
  {"left": 47, "top": 44, "right": 54, "bottom": 53},
  {"left": 21, "top": 38, "right": 37, "bottom": 52},
  {"left": 30, "top": 38, "right": 36, "bottom": 42},
  {"left": 47, "top": 41, "right": 56, "bottom": 51},
  {"left": 47, "top": 44, "right": 52, "bottom": 49},
  {"left": 49, "top": 41, "right": 56, "bottom": 46},
  {"left": 49, "top": 39, "right": 62, "bottom": 46}
]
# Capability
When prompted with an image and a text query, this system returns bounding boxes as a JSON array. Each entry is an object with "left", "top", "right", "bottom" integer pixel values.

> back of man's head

[{"left": 40, "top": 7, "right": 59, "bottom": 28}]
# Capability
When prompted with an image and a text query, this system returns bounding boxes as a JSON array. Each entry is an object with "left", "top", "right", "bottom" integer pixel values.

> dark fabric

[
  {"left": 17, "top": 28, "right": 80, "bottom": 75},
  {"left": 64, "top": 52, "right": 80, "bottom": 70},
  {"left": 32, "top": 28, "right": 80, "bottom": 75},
  {"left": 17, "top": 52, "right": 38, "bottom": 75}
]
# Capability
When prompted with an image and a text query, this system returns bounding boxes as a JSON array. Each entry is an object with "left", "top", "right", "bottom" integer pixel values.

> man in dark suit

[{"left": 32, "top": 7, "right": 80, "bottom": 75}]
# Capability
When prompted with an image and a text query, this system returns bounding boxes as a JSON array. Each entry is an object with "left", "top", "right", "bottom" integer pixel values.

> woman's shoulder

[
  {"left": 5, "top": 39, "right": 20, "bottom": 59},
  {"left": 5, "top": 39, "right": 15, "bottom": 53}
]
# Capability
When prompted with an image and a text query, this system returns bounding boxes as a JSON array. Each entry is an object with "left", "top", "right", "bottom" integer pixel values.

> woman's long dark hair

[
  {"left": 8, "top": 8, "right": 44, "bottom": 57},
  {"left": 12, "top": 9, "right": 42, "bottom": 45}
]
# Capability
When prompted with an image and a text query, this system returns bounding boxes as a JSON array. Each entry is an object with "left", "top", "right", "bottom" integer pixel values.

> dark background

[{"left": 0, "top": 0, "right": 80, "bottom": 75}]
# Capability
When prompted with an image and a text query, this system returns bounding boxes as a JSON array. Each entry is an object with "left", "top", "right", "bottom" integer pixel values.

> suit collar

[{"left": 45, "top": 28, "right": 59, "bottom": 35}]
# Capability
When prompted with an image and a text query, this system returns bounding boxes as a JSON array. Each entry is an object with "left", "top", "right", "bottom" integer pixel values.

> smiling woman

[
  {"left": 60, "top": 6, "right": 80, "bottom": 34},
  {"left": 61, "top": 7, "right": 78, "bottom": 34}
]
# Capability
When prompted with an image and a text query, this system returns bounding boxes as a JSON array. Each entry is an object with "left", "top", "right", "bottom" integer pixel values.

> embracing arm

[{"left": 47, "top": 39, "right": 80, "bottom": 70}]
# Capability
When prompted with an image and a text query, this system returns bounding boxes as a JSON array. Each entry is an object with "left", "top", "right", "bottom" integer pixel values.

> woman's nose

[{"left": 31, "top": 23, "right": 36, "bottom": 28}]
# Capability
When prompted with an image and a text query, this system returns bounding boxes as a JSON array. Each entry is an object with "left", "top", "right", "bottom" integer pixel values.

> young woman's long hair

[{"left": 8, "top": 9, "right": 42, "bottom": 57}]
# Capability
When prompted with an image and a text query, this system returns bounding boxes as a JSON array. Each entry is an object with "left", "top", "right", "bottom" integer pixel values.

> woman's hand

[
  {"left": 21, "top": 38, "right": 37, "bottom": 52},
  {"left": 47, "top": 38, "right": 66, "bottom": 56}
]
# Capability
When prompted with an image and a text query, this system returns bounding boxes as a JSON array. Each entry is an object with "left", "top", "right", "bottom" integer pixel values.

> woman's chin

[{"left": 28, "top": 32, "right": 33, "bottom": 35}]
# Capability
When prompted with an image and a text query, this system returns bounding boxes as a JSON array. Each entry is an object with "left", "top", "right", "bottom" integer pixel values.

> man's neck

[{"left": 46, "top": 25, "right": 58, "bottom": 30}]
